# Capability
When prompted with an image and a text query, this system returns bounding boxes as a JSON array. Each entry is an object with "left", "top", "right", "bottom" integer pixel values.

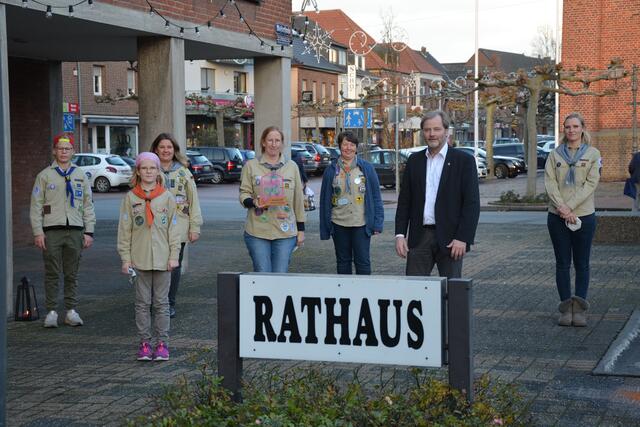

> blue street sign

[
  {"left": 63, "top": 113, "right": 75, "bottom": 132},
  {"left": 343, "top": 108, "right": 373, "bottom": 129}
]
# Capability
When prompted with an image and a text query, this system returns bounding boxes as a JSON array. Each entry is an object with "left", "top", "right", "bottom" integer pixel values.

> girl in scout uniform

[
  {"left": 151, "top": 133, "right": 203, "bottom": 319},
  {"left": 239, "top": 126, "right": 306, "bottom": 272},
  {"left": 544, "top": 112, "right": 601, "bottom": 327},
  {"left": 319, "top": 131, "right": 384, "bottom": 275},
  {"left": 117, "top": 152, "right": 181, "bottom": 361}
]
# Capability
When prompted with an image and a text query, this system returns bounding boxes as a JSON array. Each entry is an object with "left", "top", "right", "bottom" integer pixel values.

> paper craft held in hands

[{"left": 257, "top": 172, "right": 288, "bottom": 207}]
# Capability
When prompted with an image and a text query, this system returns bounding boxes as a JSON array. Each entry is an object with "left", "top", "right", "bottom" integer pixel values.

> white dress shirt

[{"left": 423, "top": 144, "right": 448, "bottom": 225}]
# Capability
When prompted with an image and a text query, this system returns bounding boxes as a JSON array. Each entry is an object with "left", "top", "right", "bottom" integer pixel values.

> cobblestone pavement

[{"left": 8, "top": 216, "right": 640, "bottom": 426}]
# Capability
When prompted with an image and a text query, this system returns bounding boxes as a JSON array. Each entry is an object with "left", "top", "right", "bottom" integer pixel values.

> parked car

[
  {"left": 460, "top": 140, "right": 486, "bottom": 148},
  {"left": 363, "top": 149, "right": 407, "bottom": 188},
  {"left": 493, "top": 143, "right": 546, "bottom": 169},
  {"left": 537, "top": 139, "right": 556, "bottom": 153},
  {"left": 290, "top": 147, "right": 315, "bottom": 174},
  {"left": 356, "top": 143, "right": 382, "bottom": 153},
  {"left": 325, "top": 146, "right": 341, "bottom": 162},
  {"left": 191, "top": 146, "right": 244, "bottom": 183},
  {"left": 185, "top": 151, "right": 217, "bottom": 184},
  {"left": 71, "top": 153, "right": 132, "bottom": 193},
  {"left": 291, "top": 142, "right": 331, "bottom": 175},
  {"left": 494, "top": 137, "right": 520, "bottom": 145},
  {"left": 120, "top": 156, "right": 136, "bottom": 168},
  {"left": 239, "top": 149, "right": 255, "bottom": 164},
  {"left": 457, "top": 147, "right": 521, "bottom": 179}
]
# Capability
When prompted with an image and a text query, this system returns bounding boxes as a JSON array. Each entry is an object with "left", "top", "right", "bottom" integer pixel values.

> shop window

[
  {"left": 234, "top": 71, "right": 247, "bottom": 94},
  {"left": 127, "top": 69, "right": 136, "bottom": 95}
]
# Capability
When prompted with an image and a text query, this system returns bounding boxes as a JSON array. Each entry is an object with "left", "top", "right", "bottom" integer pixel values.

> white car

[
  {"left": 538, "top": 139, "right": 556, "bottom": 153},
  {"left": 71, "top": 153, "right": 133, "bottom": 193}
]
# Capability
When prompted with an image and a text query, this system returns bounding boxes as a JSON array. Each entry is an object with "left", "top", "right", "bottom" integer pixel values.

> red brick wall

[
  {"left": 561, "top": 0, "right": 640, "bottom": 180},
  {"left": 9, "top": 59, "right": 56, "bottom": 246},
  {"left": 100, "top": 0, "right": 291, "bottom": 41}
]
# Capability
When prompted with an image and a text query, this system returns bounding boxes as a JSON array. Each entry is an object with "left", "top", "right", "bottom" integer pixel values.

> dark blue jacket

[{"left": 319, "top": 157, "right": 384, "bottom": 240}]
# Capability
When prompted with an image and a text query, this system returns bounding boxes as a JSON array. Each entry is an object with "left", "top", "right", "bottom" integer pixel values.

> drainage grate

[{"left": 593, "top": 309, "right": 640, "bottom": 377}]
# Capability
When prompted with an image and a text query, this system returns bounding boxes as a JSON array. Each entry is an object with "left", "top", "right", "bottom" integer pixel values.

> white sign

[
  {"left": 239, "top": 274, "right": 443, "bottom": 367},
  {"left": 347, "top": 65, "right": 357, "bottom": 99}
]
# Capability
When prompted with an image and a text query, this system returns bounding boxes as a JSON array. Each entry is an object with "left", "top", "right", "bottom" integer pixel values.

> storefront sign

[
  {"left": 239, "top": 274, "right": 443, "bottom": 367},
  {"left": 275, "top": 23, "right": 292, "bottom": 45}
]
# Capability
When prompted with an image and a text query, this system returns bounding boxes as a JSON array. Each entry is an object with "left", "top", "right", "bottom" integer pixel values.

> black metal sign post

[
  {"left": 217, "top": 272, "right": 243, "bottom": 402},
  {"left": 447, "top": 279, "right": 474, "bottom": 402},
  {"left": 216, "top": 273, "right": 473, "bottom": 403}
]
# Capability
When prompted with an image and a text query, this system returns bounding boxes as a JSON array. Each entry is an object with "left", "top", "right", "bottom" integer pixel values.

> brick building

[
  {"left": 561, "top": 0, "right": 640, "bottom": 180},
  {"left": 1, "top": 0, "right": 293, "bottom": 317}
]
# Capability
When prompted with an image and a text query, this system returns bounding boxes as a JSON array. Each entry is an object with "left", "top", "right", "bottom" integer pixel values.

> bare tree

[{"left": 530, "top": 24, "right": 557, "bottom": 61}]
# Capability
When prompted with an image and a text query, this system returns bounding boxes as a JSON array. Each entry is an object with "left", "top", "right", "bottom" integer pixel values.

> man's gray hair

[{"left": 421, "top": 110, "right": 450, "bottom": 130}]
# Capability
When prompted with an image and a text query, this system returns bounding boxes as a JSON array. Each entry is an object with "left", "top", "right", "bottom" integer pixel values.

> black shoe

[{"left": 169, "top": 306, "right": 176, "bottom": 318}]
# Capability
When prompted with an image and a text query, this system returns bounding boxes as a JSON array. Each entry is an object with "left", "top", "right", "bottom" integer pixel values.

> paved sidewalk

[{"left": 7, "top": 213, "right": 640, "bottom": 426}]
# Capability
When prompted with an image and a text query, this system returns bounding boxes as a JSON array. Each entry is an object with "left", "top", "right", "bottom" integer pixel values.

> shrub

[
  {"left": 131, "top": 353, "right": 532, "bottom": 426},
  {"left": 498, "top": 191, "right": 549, "bottom": 204}
]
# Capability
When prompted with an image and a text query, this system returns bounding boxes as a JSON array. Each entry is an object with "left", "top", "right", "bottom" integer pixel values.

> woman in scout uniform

[
  {"left": 151, "top": 133, "right": 202, "bottom": 319},
  {"left": 545, "top": 112, "right": 601, "bottom": 327},
  {"left": 117, "top": 152, "right": 181, "bottom": 361},
  {"left": 30, "top": 133, "right": 96, "bottom": 328},
  {"left": 239, "top": 126, "right": 305, "bottom": 272},
  {"left": 319, "top": 131, "right": 384, "bottom": 275}
]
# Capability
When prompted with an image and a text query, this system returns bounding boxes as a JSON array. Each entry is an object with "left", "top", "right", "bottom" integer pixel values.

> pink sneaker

[
  {"left": 152, "top": 341, "right": 169, "bottom": 361},
  {"left": 137, "top": 342, "right": 153, "bottom": 361}
]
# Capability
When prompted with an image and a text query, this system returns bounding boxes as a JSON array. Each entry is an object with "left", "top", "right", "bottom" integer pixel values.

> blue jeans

[
  {"left": 547, "top": 212, "right": 596, "bottom": 301},
  {"left": 331, "top": 223, "right": 371, "bottom": 275},
  {"left": 244, "top": 232, "right": 297, "bottom": 273}
]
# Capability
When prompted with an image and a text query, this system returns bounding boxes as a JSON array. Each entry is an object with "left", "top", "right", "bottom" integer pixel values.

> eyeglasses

[{"left": 55, "top": 147, "right": 73, "bottom": 152}]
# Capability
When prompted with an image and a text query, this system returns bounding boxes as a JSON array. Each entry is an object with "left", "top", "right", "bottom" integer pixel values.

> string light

[
  {"left": 149, "top": 6, "right": 154, "bottom": 16},
  {"left": 68, "top": 5, "right": 73, "bottom": 17},
  {"left": 45, "top": 5, "right": 52, "bottom": 18},
  {"left": 195, "top": 27, "right": 200, "bottom": 36},
  {"left": 179, "top": 27, "right": 184, "bottom": 37},
  {"left": 207, "top": 21, "right": 212, "bottom": 30},
  {"left": 164, "top": 20, "right": 170, "bottom": 30},
  {"left": 88, "top": 0, "right": 93, "bottom": 7},
  {"left": 22, "top": 0, "right": 28, "bottom": 8},
  {"left": 220, "top": 10, "right": 226, "bottom": 18}
]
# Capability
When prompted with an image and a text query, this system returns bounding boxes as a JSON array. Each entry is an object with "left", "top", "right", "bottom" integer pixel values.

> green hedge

[{"left": 131, "top": 355, "right": 532, "bottom": 426}]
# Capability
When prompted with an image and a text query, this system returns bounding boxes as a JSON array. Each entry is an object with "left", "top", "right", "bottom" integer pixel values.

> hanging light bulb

[
  {"left": 45, "top": 5, "right": 53, "bottom": 18},
  {"left": 207, "top": 21, "right": 212, "bottom": 30},
  {"left": 164, "top": 20, "right": 170, "bottom": 30},
  {"left": 149, "top": 6, "right": 154, "bottom": 16},
  {"left": 195, "top": 27, "right": 200, "bottom": 37},
  {"left": 260, "top": 40, "right": 265, "bottom": 48},
  {"left": 87, "top": 0, "right": 94, "bottom": 7},
  {"left": 239, "top": 16, "right": 244, "bottom": 23},
  {"left": 220, "top": 10, "right": 226, "bottom": 18},
  {"left": 68, "top": 5, "right": 74, "bottom": 17},
  {"left": 179, "top": 27, "right": 184, "bottom": 37},
  {"left": 304, "top": 16, "right": 309, "bottom": 25},
  {"left": 281, "top": 45, "right": 285, "bottom": 51},
  {"left": 21, "top": 0, "right": 28, "bottom": 8}
]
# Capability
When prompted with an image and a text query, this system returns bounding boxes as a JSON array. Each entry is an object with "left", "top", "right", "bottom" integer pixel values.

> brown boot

[
  {"left": 572, "top": 296, "right": 589, "bottom": 327},
  {"left": 557, "top": 299, "right": 573, "bottom": 326}
]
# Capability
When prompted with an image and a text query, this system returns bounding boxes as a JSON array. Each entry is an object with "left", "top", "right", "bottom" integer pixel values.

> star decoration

[
  {"left": 299, "top": 0, "right": 319, "bottom": 14},
  {"left": 302, "top": 25, "right": 334, "bottom": 63}
]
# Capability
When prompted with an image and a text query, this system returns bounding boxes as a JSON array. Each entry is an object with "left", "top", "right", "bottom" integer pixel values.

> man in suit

[{"left": 394, "top": 110, "right": 480, "bottom": 278}]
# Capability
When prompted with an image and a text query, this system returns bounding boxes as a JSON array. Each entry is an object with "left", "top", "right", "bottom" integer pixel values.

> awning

[{"left": 83, "top": 116, "right": 139, "bottom": 126}]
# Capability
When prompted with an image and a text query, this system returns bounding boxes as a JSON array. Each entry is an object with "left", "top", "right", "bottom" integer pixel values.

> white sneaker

[
  {"left": 43, "top": 310, "right": 58, "bottom": 328},
  {"left": 64, "top": 309, "right": 84, "bottom": 326}
]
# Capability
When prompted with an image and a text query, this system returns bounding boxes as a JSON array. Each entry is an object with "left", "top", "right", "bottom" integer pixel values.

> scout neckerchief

[
  {"left": 557, "top": 143, "right": 589, "bottom": 186},
  {"left": 131, "top": 184, "right": 166, "bottom": 227},
  {"left": 54, "top": 165, "right": 77, "bottom": 207},
  {"left": 336, "top": 157, "right": 357, "bottom": 194}
]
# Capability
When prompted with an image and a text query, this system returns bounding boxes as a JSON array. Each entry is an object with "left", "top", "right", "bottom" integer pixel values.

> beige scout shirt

[
  {"left": 30, "top": 161, "right": 96, "bottom": 236},
  {"left": 545, "top": 145, "right": 601, "bottom": 217},
  {"left": 331, "top": 164, "right": 366, "bottom": 227},
  {"left": 117, "top": 190, "right": 181, "bottom": 271},
  {"left": 239, "top": 157, "right": 305, "bottom": 240},
  {"left": 163, "top": 165, "right": 203, "bottom": 243}
]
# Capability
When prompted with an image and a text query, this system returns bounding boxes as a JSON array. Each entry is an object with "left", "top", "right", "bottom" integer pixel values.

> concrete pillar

[
  {"left": 254, "top": 57, "right": 291, "bottom": 156},
  {"left": 137, "top": 37, "right": 186, "bottom": 152},
  {"left": 0, "top": 5, "right": 9, "bottom": 424}
]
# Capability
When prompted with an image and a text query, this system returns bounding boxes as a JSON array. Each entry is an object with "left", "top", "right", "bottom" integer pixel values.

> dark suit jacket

[
  {"left": 629, "top": 152, "right": 640, "bottom": 184},
  {"left": 395, "top": 147, "right": 480, "bottom": 251}
]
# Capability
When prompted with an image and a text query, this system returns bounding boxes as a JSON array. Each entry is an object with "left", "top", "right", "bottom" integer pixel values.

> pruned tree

[{"left": 470, "top": 60, "right": 628, "bottom": 196}]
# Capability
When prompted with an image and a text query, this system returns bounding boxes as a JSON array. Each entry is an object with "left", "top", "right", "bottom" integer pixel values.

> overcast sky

[{"left": 291, "top": 0, "right": 559, "bottom": 63}]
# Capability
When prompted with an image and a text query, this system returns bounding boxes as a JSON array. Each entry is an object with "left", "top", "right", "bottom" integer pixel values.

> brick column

[{"left": 137, "top": 37, "right": 186, "bottom": 152}]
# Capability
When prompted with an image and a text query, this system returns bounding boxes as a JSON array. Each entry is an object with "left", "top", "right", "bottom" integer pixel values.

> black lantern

[{"left": 14, "top": 276, "right": 40, "bottom": 321}]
